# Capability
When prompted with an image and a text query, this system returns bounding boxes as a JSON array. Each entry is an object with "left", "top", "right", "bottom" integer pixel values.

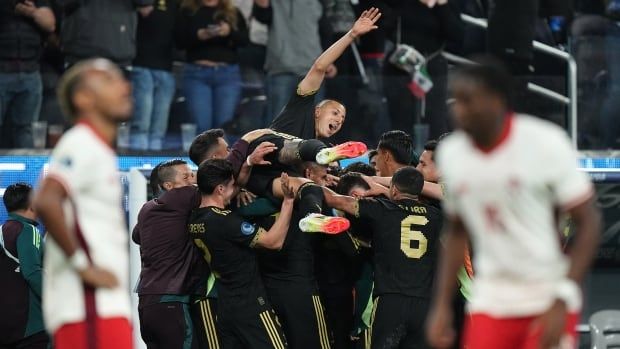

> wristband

[
  {"left": 555, "top": 278, "right": 581, "bottom": 310},
  {"left": 246, "top": 157, "right": 253, "bottom": 167},
  {"left": 69, "top": 249, "right": 89, "bottom": 272}
]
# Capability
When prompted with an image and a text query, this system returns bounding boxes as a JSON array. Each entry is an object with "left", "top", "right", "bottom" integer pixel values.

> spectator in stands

[
  {"left": 176, "top": 0, "right": 249, "bottom": 132},
  {"left": 0, "top": 0, "right": 55, "bottom": 148},
  {"left": 382, "top": 0, "right": 462, "bottom": 139},
  {"left": 55, "top": 0, "right": 154, "bottom": 68},
  {"left": 130, "top": 0, "right": 179, "bottom": 151},
  {"left": 253, "top": 0, "right": 337, "bottom": 122},
  {"left": 0, "top": 183, "right": 48, "bottom": 349}
]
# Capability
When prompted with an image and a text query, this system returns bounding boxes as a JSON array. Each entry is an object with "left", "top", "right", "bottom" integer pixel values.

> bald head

[{"left": 314, "top": 99, "right": 346, "bottom": 138}]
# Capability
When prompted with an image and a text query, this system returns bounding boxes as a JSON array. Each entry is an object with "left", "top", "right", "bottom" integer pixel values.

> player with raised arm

[
  {"left": 34, "top": 59, "right": 134, "bottom": 349},
  {"left": 189, "top": 159, "right": 296, "bottom": 348},
  {"left": 319, "top": 167, "right": 443, "bottom": 349},
  {"left": 426, "top": 58, "right": 601, "bottom": 349}
]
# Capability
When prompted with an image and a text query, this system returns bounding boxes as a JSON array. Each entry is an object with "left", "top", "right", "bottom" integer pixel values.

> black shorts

[
  {"left": 217, "top": 295, "right": 288, "bottom": 349},
  {"left": 265, "top": 281, "right": 333, "bottom": 349},
  {"left": 370, "top": 295, "right": 431, "bottom": 349},
  {"left": 190, "top": 297, "right": 220, "bottom": 349},
  {"left": 138, "top": 296, "right": 198, "bottom": 349}
]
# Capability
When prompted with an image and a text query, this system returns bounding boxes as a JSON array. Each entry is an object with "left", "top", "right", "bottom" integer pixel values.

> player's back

[
  {"left": 358, "top": 197, "right": 443, "bottom": 298},
  {"left": 188, "top": 207, "right": 265, "bottom": 305}
]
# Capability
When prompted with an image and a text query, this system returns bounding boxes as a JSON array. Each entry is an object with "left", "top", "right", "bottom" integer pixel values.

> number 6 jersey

[
  {"left": 437, "top": 114, "right": 594, "bottom": 317},
  {"left": 354, "top": 197, "right": 443, "bottom": 298}
]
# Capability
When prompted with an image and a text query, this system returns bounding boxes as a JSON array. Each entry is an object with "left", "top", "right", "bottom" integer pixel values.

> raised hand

[
  {"left": 350, "top": 7, "right": 382, "bottom": 38},
  {"left": 280, "top": 173, "right": 295, "bottom": 199}
]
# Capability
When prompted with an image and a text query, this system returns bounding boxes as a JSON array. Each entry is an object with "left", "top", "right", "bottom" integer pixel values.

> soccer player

[
  {"left": 132, "top": 159, "right": 208, "bottom": 349},
  {"left": 0, "top": 183, "right": 48, "bottom": 349},
  {"left": 368, "top": 150, "right": 380, "bottom": 176},
  {"left": 320, "top": 167, "right": 444, "bottom": 349},
  {"left": 373, "top": 130, "right": 415, "bottom": 177},
  {"left": 189, "top": 159, "right": 295, "bottom": 348},
  {"left": 34, "top": 59, "right": 134, "bottom": 349},
  {"left": 426, "top": 58, "right": 601, "bottom": 349}
]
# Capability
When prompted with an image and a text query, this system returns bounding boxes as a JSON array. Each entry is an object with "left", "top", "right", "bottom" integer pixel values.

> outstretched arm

[
  {"left": 253, "top": 174, "right": 295, "bottom": 249},
  {"left": 322, "top": 187, "right": 359, "bottom": 216},
  {"left": 297, "top": 8, "right": 382, "bottom": 96}
]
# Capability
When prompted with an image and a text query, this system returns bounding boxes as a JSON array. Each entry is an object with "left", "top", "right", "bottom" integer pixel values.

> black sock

[
  {"left": 298, "top": 139, "right": 327, "bottom": 162},
  {"left": 297, "top": 183, "right": 325, "bottom": 216}
]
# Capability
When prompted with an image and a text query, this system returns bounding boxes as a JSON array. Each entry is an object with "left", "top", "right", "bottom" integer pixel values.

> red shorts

[
  {"left": 463, "top": 312, "right": 579, "bottom": 349},
  {"left": 54, "top": 317, "right": 133, "bottom": 349}
]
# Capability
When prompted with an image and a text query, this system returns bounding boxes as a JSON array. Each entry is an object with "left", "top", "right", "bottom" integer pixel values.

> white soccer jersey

[
  {"left": 437, "top": 114, "right": 594, "bottom": 317},
  {"left": 42, "top": 121, "right": 131, "bottom": 333}
]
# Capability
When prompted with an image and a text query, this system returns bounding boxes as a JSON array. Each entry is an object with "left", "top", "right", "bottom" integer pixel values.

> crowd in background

[{"left": 1, "top": 0, "right": 619, "bottom": 151}]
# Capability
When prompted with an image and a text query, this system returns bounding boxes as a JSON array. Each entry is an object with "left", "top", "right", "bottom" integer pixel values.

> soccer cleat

[
  {"left": 299, "top": 213, "right": 350, "bottom": 234},
  {"left": 315, "top": 141, "right": 368, "bottom": 165}
]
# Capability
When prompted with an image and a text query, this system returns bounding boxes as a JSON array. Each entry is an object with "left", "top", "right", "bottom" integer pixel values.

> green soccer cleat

[
  {"left": 299, "top": 213, "right": 350, "bottom": 234},
  {"left": 315, "top": 141, "right": 368, "bottom": 165}
]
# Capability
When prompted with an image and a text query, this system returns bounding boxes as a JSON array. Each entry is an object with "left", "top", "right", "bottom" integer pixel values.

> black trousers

[
  {"left": 0, "top": 331, "right": 49, "bottom": 349},
  {"left": 370, "top": 295, "right": 431, "bottom": 349},
  {"left": 138, "top": 300, "right": 198, "bottom": 349}
]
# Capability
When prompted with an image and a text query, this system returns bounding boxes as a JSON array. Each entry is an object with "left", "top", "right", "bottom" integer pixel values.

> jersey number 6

[{"left": 400, "top": 215, "right": 429, "bottom": 259}]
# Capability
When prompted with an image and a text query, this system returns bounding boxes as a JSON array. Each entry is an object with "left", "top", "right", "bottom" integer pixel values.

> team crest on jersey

[{"left": 241, "top": 222, "right": 255, "bottom": 235}]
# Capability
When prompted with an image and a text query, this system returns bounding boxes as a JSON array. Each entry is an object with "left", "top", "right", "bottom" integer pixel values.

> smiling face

[{"left": 315, "top": 100, "right": 346, "bottom": 138}]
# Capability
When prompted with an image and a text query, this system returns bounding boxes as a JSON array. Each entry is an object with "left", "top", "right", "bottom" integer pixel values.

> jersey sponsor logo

[{"left": 241, "top": 222, "right": 256, "bottom": 236}]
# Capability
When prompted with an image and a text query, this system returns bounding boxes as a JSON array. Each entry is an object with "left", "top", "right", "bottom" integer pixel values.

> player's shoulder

[
  {"left": 513, "top": 114, "right": 572, "bottom": 150},
  {"left": 52, "top": 124, "right": 109, "bottom": 158}
]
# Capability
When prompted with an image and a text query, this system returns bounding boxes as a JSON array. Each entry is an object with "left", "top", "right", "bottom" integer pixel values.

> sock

[{"left": 298, "top": 139, "right": 327, "bottom": 162}]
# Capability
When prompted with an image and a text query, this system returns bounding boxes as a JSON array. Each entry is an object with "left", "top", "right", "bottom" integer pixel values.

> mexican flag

[{"left": 408, "top": 66, "right": 434, "bottom": 98}]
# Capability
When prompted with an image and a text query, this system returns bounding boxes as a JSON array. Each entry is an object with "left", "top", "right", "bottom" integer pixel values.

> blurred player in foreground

[
  {"left": 426, "top": 58, "right": 601, "bottom": 349},
  {"left": 35, "top": 59, "right": 134, "bottom": 349}
]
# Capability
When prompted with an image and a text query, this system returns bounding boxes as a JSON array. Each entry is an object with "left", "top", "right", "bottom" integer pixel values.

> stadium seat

[{"left": 589, "top": 310, "right": 620, "bottom": 348}]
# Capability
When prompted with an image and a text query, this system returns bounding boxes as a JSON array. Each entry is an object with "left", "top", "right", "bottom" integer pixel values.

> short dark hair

[
  {"left": 342, "top": 161, "right": 376, "bottom": 176},
  {"left": 197, "top": 159, "right": 233, "bottom": 194},
  {"left": 368, "top": 149, "right": 378, "bottom": 160},
  {"left": 336, "top": 172, "right": 370, "bottom": 195},
  {"left": 156, "top": 159, "right": 187, "bottom": 190},
  {"left": 378, "top": 130, "right": 413, "bottom": 165},
  {"left": 452, "top": 55, "right": 515, "bottom": 109},
  {"left": 3, "top": 182, "right": 33, "bottom": 212},
  {"left": 189, "top": 129, "right": 225, "bottom": 166},
  {"left": 423, "top": 140, "right": 438, "bottom": 161},
  {"left": 149, "top": 163, "right": 163, "bottom": 195},
  {"left": 391, "top": 167, "right": 424, "bottom": 196}
]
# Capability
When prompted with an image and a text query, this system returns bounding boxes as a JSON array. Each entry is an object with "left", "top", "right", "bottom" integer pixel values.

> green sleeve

[
  {"left": 16, "top": 225, "right": 43, "bottom": 299},
  {"left": 237, "top": 198, "right": 279, "bottom": 218}
]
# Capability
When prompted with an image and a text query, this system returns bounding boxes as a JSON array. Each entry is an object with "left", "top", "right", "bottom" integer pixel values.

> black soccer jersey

[
  {"left": 355, "top": 197, "right": 443, "bottom": 298},
  {"left": 270, "top": 89, "right": 317, "bottom": 140},
  {"left": 188, "top": 207, "right": 267, "bottom": 305}
]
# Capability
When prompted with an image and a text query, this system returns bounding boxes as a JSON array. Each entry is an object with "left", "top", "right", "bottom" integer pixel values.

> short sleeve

[
  {"left": 47, "top": 140, "right": 95, "bottom": 194},
  {"left": 269, "top": 88, "right": 316, "bottom": 139},
  {"left": 547, "top": 132, "right": 594, "bottom": 210},
  {"left": 222, "top": 213, "right": 264, "bottom": 248}
]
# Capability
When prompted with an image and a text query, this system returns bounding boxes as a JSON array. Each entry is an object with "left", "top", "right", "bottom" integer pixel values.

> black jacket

[
  {"left": 0, "top": 0, "right": 50, "bottom": 72},
  {"left": 57, "top": 0, "right": 153, "bottom": 66}
]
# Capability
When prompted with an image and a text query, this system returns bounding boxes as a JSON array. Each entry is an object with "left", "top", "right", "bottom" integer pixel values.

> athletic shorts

[
  {"left": 370, "top": 295, "right": 431, "bottom": 349},
  {"left": 265, "top": 282, "right": 333, "bottom": 349},
  {"left": 54, "top": 317, "right": 132, "bottom": 349},
  {"left": 191, "top": 297, "right": 220, "bottom": 349},
  {"left": 463, "top": 312, "right": 579, "bottom": 349},
  {"left": 217, "top": 296, "right": 288, "bottom": 349}
]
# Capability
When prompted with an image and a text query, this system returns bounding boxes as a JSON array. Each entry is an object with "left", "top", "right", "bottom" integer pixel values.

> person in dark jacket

[
  {"left": 0, "top": 182, "right": 48, "bottom": 349},
  {"left": 55, "top": 0, "right": 154, "bottom": 67},
  {"left": 176, "top": 0, "right": 249, "bottom": 132},
  {"left": 0, "top": 0, "right": 55, "bottom": 148},
  {"left": 382, "top": 0, "right": 463, "bottom": 140},
  {"left": 130, "top": 0, "right": 179, "bottom": 150}
]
